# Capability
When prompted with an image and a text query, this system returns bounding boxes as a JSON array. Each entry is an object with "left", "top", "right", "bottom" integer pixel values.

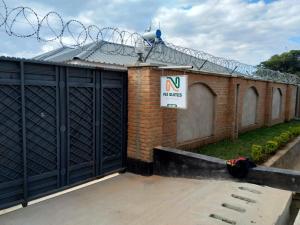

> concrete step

[{"left": 196, "top": 181, "right": 292, "bottom": 225}]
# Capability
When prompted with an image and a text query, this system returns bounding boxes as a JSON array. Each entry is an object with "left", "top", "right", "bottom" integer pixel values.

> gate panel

[
  {"left": 0, "top": 85, "right": 23, "bottom": 208},
  {"left": 101, "top": 72, "right": 124, "bottom": 173},
  {"left": 68, "top": 68, "right": 95, "bottom": 184},
  {"left": 25, "top": 85, "right": 58, "bottom": 197},
  {"left": 23, "top": 63, "right": 59, "bottom": 199}
]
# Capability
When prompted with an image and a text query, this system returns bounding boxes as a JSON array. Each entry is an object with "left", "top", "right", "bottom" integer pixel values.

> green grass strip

[{"left": 196, "top": 120, "right": 300, "bottom": 160}]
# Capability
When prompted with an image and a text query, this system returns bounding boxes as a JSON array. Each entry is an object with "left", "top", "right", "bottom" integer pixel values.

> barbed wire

[{"left": 0, "top": 0, "right": 299, "bottom": 84}]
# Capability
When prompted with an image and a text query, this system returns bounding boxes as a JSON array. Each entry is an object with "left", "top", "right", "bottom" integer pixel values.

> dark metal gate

[{"left": 0, "top": 57, "right": 127, "bottom": 209}]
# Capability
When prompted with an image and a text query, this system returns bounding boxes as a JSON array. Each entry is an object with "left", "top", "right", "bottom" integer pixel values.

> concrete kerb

[{"left": 153, "top": 146, "right": 300, "bottom": 192}]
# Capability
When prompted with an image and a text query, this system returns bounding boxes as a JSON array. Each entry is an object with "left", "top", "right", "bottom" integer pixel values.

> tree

[{"left": 259, "top": 50, "right": 300, "bottom": 75}]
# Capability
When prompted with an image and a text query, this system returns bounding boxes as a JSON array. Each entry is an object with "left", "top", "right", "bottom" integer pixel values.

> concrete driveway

[{"left": 0, "top": 173, "right": 292, "bottom": 225}]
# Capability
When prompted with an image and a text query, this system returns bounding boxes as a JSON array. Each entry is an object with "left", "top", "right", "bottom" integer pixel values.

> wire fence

[{"left": 0, "top": 0, "right": 299, "bottom": 84}]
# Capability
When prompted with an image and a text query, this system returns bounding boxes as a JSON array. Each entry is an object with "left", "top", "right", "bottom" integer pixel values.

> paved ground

[{"left": 0, "top": 173, "right": 292, "bottom": 225}]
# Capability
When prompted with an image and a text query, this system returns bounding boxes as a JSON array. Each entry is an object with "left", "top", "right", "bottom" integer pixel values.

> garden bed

[
  {"left": 263, "top": 136, "right": 300, "bottom": 169},
  {"left": 196, "top": 120, "right": 300, "bottom": 163}
]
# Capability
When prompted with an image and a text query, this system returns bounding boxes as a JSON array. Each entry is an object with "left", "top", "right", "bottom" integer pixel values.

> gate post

[{"left": 127, "top": 65, "right": 163, "bottom": 175}]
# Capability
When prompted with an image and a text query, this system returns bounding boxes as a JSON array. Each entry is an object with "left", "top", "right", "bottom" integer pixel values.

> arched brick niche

[
  {"left": 177, "top": 83, "right": 215, "bottom": 143},
  {"left": 272, "top": 88, "right": 282, "bottom": 120},
  {"left": 290, "top": 87, "right": 297, "bottom": 118},
  {"left": 241, "top": 87, "right": 258, "bottom": 127}
]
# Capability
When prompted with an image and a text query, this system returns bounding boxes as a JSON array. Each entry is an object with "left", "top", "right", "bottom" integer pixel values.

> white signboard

[{"left": 160, "top": 75, "right": 188, "bottom": 109}]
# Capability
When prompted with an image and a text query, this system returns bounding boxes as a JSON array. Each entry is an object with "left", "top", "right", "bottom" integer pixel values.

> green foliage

[
  {"left": 259, "top": 50, "right": 300, "bottom": 75},
  {"left": 295, "top": 127, "right": 300, "bottom": 135},
  {"left": 289, "top": 126, "right": 300, "bottom": 136},
  {"left": 273, "top": 136, "right": 284, "bottom": 147},
  {"left": 286, "top": 131, "right": 292, "bottom": 138},
  {"left": 197, "top": 121, "right": 300, "bottom": 161},
  {"left": 264, "top": 140, "right": 279, "bottom": 154},
  {"left": 280, "top": 132, "right": 290, "bottom": 143},
  {"left": 251, "top": 144, "right": 265, "bottom": 162}
]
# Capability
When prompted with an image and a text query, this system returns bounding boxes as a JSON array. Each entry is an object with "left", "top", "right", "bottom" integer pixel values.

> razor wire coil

[{"left": 0, "top": 0, "right": 299, "bottom": 84}]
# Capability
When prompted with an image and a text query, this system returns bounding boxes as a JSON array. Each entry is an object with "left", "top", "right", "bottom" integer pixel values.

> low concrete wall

[
  {"left": 153, "top": 146, "right": 230, "bottom": 179},
  {"left": 264, "top": 136, "right": 300, "bottom": 169},
  {"left": 154, "top": 146, "right": 300, "bottom": 192}
]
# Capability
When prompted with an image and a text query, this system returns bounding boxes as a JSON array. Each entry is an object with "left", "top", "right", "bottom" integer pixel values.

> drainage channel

[
  {"left": 209, "top": 214, "right": 237, "bottom": 225},
  {"left": 221, "top": 203, "right": 246, "bottom": 213}
]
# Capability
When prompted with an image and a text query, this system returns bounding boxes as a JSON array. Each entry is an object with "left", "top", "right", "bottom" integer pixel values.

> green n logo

[{"left": 166, "top": 77, "right": 180, "bottom": 91}]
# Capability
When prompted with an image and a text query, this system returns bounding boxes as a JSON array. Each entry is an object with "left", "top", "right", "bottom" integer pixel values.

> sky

[{"left": 0, "top": 0, "right": 300, "bottom": 65}]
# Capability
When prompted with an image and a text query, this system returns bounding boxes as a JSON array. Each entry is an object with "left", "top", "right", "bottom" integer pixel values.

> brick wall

[{"left": 127, "top": 66, "right": 298, "bottom": 162}]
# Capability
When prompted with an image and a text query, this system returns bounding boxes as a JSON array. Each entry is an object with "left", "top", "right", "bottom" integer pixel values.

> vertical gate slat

[
  {"left": 92, "top": 70, "right": 96, "bottom": 177},
  {"left": 55, "top": 66, "right": 60, "bottom": 188},
  {"left": 95, "top": 71, "right": 101, "bottom": 175},
  {"left": 66, "top": 67, "right": 70, "bottom": 185},
  {"left": 59, "top": 66, "right": 67, "bottom": 187},
  {"left": 20, "top": 61, "right": 28, "bottom": 207},
  {"left": 122, "top": 74, "right": 128, "bottom": 168},
  {"left": 100, "top": 73, "right": 104, "bottom": 174}
]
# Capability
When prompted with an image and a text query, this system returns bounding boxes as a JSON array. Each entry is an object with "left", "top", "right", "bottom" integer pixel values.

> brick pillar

[
  {"left": 127, "top": 65, "right": 163, "bottom": 175},
  {"left": 264, "top": 82, "right": 273, "bottom": 126},
  {"left": 296, "top": 86, "right": 300, "bottom": 118},
  {"left": 285, "top": 84, "right": 293, "bottom": 121},
  {"left": 227, "top": 77, "right": 238, "bottom": 139}
]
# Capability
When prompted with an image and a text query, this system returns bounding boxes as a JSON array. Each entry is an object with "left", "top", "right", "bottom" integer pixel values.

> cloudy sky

[{"left": 0, "top": 0, "right": 300, "bottom": 65}]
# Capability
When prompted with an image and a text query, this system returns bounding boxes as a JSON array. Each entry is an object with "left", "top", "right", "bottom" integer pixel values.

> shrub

[
  {"left": 280, "top": 132, "right": 290, "bottom": 143},
  {"left": 289, "top": 126, "right": 300, "bottom": 136},
  {"left": 264, "top": 140, "right": 279, "bottom": 154},
  {"left": 274, "top": 136, "right": 284, "bottom": 147},
  {"left": 294, "top": 127, "right": 300, "bottom": 136},
  {"left": 288, "top": 130, "right": 292, "bottom": 136},
  {"left": 286, "top": 130, "right": 293, "bottom": 138},
  {"left": 288, "top": 127, "right": 296, "bottom": 136},
  {"left": 295, "top": 126, "right": 300, "bottom": 135},
  {"left": 250, "top": 126, "right": 300, "bottom": 162},
  {"left": 251, "top": 144, "right": 264, "bottom": 162}
]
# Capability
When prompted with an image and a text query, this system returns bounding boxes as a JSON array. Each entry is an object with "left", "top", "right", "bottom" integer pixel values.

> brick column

[
  {"left": 285, "top": 84, "right": 293, "bottom": 121},
  {"left": 127, "top": 65, "right": 163, "bottom": 175},
  {"left": 296, "top": 86, "right": 300, "bottom": 118},
  {"left": 227, "top": 77, "right": 238, "bottom": 139},
  {"left": 264, "top": 82, "right": 273, "bottom": 126}
]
